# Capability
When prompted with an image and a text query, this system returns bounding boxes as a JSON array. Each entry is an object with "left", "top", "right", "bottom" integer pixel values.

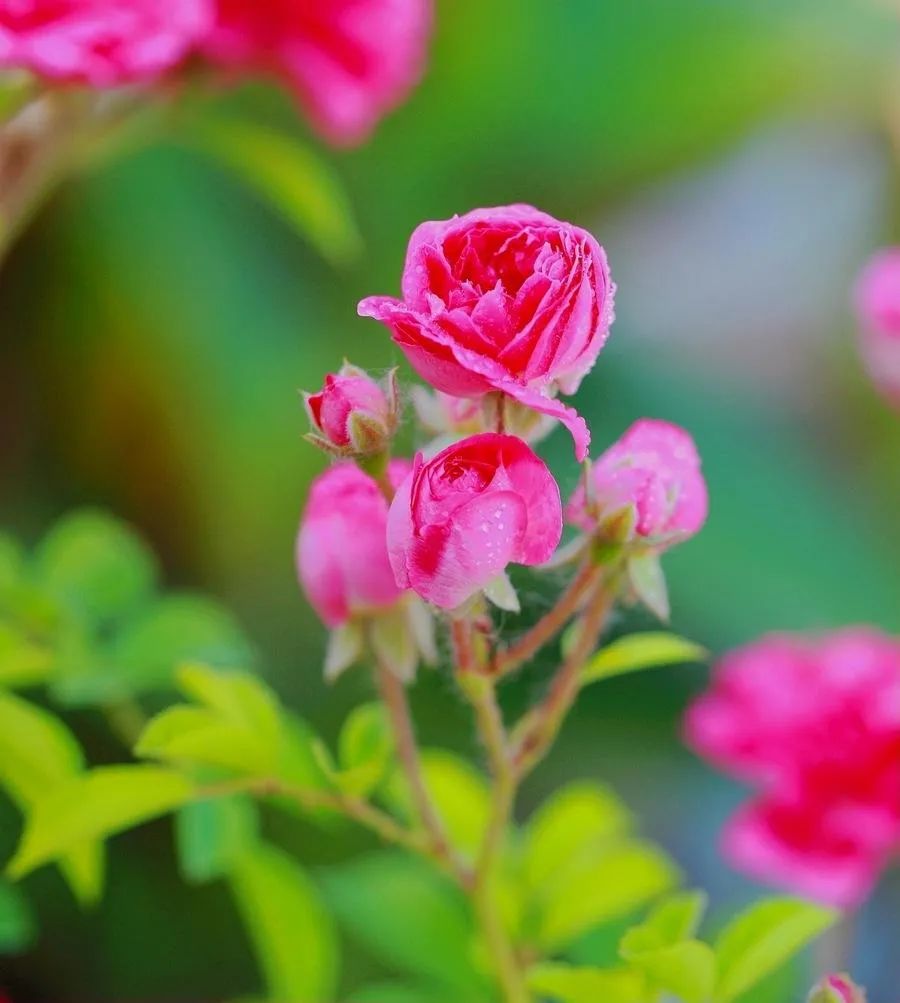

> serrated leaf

[
  {"left": 189, "top": 118, "right": 362, "bottom": 266},
  {"left": 538, "top": 840, "right": 680, "bottom": 951},
  {"left": 175, "top": 795, "right": 258, "bottom": 885},
  {"left": 35, "top": 510, "right": 158, "bottom": 625},
  {"left": 8, "top": 766, "right": 193, "bottom": 880},
  {"left": 230, "top": 842, "right": 338, "bottom": 1003},
  {"left": 714, "top": 898, "right": 838, "bottom": 1003},
  {"left": 526, "top": 962, "right": 645, "bottom": 1002},
  {"left": 582, "top": 632, "right": 706, "bottom": 685},
  {"left": 0, "top": 878, "right": 36, "bottom": 954},
  {"left": 0, "top": 690, "right": 104, "bottom": 904},
  {"left": 524, "top": 781, "right": 633, "bottom": 894},
  {"left": 319, "top": 851, "right": 487, "bottom": 995}
]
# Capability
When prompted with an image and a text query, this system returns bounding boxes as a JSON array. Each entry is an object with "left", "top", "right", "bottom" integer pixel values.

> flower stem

[
  {"left": 374, "top": 663, "right": 468, "bottom": 884},
  {"left": 492, "top": 560, "right": 600, "bottom": 678}
]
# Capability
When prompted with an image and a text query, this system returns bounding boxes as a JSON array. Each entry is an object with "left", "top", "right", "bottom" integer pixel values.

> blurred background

[{"left": 2, "top": 0, "right": 900, "bottom": 999}]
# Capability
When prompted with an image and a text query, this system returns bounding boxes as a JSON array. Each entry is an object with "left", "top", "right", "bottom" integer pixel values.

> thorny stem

[
  {"left": 491, "top": 559, "right": 600, "bottom": 678},
  {"left": 511, "top": 573, "right": 618, "bottom": 780},
  {"left": 374, "top": 662, "right": 470, "bottom": 886},
  {"left": 452, "top": 616, "right": 531, "bottom": 1003}
]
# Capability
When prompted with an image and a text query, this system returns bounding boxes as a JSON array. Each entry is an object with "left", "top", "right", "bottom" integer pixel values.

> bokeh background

[{"left": 2, "top": 0, "right": 900, "bottom": 999}]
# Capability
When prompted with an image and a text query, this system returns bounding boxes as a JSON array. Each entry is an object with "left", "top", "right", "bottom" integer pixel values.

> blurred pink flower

[
  {"left": 566, "top": 418, "right": 707, "bottom": 544},
  {"left": 297, "top": 460, "right": 410, "bottom": 627},
  {"left": 686, "top": 629, "right": 900, "bottom": 906},
  {"left": 387, "top": 433, "right": 562, "bottom": 609},
  {"left": 304, "top": 365, "right": 395, "bottom": 456},
  {"left": 359, "top": 204, "right": 615, "bottom": 461},
  {"left": 809, "top": 974, "right": 866, "bottom": 1003},
  {"left": 0, "top": 0, "right": 211, "bottom": 86},
  {"left": 853, "top": 248, "right": 900, "bottom": 407},
  {"left": 204, "top": 0, "right": 432, "bottom": 146}
]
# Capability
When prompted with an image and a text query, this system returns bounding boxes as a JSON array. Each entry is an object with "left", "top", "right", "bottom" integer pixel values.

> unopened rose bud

[
  {"left": 854, "top": 248, "right": 900, "bottom": 408},
  {"left": 304, "top": 364, "right": 398, "bottom": 458},
  {"left": 809, "top": 974, "right": 866, "bottom": 1003}
]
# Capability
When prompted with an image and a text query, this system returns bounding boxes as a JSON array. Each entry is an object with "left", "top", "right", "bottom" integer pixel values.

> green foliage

[
  {"left": 175, "top": 794, "right": 259, "bottom": 885},
  {"left": 346, "top": 985, "right": 463, "bottom": 1003},
  {"left": 712, "top": 898, "right": 838, "bottom": 1003},
  {"left": 0, "top": 878, "right": 36, "bottom": 954},
  {"left": 188, "top": 118, "right": 362, "bottom": 267},
  {"left": 527, "top": 962, "right": 645, "bottom": 1002},
  {"left": 0, "top": 622, "right": 53, "bottom": 688},
  {"left": 8, "top": 766, "right": 193, "bottom": 881},
  {"left": 328, "top": 702, "right": 395, "bottom": 797},
  {"left": 230, "top": 841, "right": 338, "bottom": 1003},
  {"left": 582, "top": 633, "right": 707, "bottom": 686},
  {"left": 320, "top": 851, "right": 490, "bottom": 998}
]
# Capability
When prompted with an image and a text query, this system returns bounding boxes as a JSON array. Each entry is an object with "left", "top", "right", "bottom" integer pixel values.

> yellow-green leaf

[
  {"left": 582, "top": 632, "right": 707, "bottom": 685},
  {"left": 527, "top": 963, "right": 645, "bottom": 1003}
]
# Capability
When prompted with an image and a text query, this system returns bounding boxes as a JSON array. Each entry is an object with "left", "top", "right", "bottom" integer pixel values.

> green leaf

[
  {"left": 0, "top": 878, "right": 36, "bottom": 954},
  {"left": 713, "top": 898, "right": 838, "bottom": 1003},
  {"left": 53, "top": 595, "right": 255, "bottom": 706},
  {"left": 537, "top": 840, "right": 680, "bottom": 951},
  {"left": 523, "top": 781, "right": 633, "bottom": 893},
  {"left": 527, "top": 963, "right": 646, "bottom": 1003},
  {"left": 635, "top": 891, "right": 709, "bottom": 944},
  {"left": 582, "top": 632, "right": 707, "bottom": 685},
  {"left": 0, "top": 621, "right": 53, "bottom": 688},
  {"left": 620, "top": 929, "right": 716, "bottom": 1003},
  {"left": 35, "top": 510, "right": 158, "bottom": 625},
  {"left": 175, "top": 794, "right": 258, "bottom": 885},
  {"left": 8, "top": 766, "right": 193, "bottom": 880},
  {"left": 385, "top": 750, "right": 491, "bottom": 859},
  {"left": 333, "top": 702, "right": 394, "bottom": 797},
  {"left": 0, "top": 690, "right": 103, "bottom": 904},
  {"left": 0, "top": 533, "right": 23, "bottom": 594},
  {"left": 346, "top": 985, "right": 462, "bottom": 1003},
  {"left": 320, "top": 851, "right": 487, "bottom": 995},
  {"left": 189, "top": 118, "right": 362, "bottom": 266},
  {"left": 229, "top": 842, "right": 338, "bottom": 1003},
  {"left": 136, "top": 665, "right": 282, "bottom": 776}
]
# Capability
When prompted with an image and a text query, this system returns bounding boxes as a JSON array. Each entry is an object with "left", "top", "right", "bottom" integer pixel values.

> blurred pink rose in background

[
  {"left": 360, "top": 204, "right": 615, "bottom": 460},
  {"left": 567, "top": 418, "right": 708, "bottom": 546},
  {"left": 686, "top": 629, "right": 900, "bottom": 906},
  {"left": 854, "top": 247, "right": 900, "bottom": 407},
  {"left": 204, "top": 0, "right": 433, "bottom": 145},
  {"left": 0, "top": 0, "right": 211, "bottom": 85},
  {"left": 387, "top": 433, "right": 562, "bottom": 609}
]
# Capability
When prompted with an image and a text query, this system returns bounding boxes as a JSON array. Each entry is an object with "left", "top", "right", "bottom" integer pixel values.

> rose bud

[
  {"left": 809, "top": 974, "right": 867, "bottom": 1003},
  {"left": 686, "top": 629, "right": 900, "bottom": 907},
  {"left": 854, "top": 248, "right": 900, "bottom": 407},
  {"left": 203, "top": 0, "right": 433, "bottom": 146},
  {"left": 304, "top": 364, "right": 398, "bottom": 458},
  {"left": 297, "top": 461, "right": 434, "bottom": 681},
  {"left": 387, "top": 433, "right": 562, "bottom": 611},
  {"left": 0, "top": 0, "right": 211, "bottom": 86},
  {"left": 359, "top": 204, "right": 616, "bottom": 461}
]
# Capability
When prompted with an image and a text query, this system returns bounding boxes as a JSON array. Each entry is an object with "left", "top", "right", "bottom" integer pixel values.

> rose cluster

[
  {"left": 0, "top": 0, "right": 433, "bottom": 145},
  {"left": 686, "top": 629, "right": 900, "bottom": 907},
  {"left": 296, "top": 203, "right": 708, "bottom": 680}
]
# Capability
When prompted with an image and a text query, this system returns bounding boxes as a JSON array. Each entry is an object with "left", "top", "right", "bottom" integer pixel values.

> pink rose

[
  {"left": 854, "top": 248, "right": 900, "bottom": 406},
  {"left": 203, "top": 0, "right": 432, "bottom": 146},
  {"left": 297, "top": 460, "right": 410, "bottom": 627},
  {"left": 359, "top": 205, "right": 616, "bottom": 461},
  {"left": 567, "top": 419, "right": 708, "bottom": 545},
  {"left": 387, "top": 433, "right": 562, "bottom": 609},
  {"left": 809, "top": 974, "right": 866, "bottom": 1003},
  {"left": 304, "top": 364, "right": 396, "bottom": 456},
  {"left": 0, "top": 0, "right": 211, "bottom": 86},
  {"left": 686, "top": 629, "right": 900, "bottom": 906}
]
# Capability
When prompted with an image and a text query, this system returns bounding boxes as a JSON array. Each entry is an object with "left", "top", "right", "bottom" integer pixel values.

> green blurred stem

[
  {"left": 492, "top": 559, "right": 600, "bottom": 678},
  {"left": 374, "top": 663, "right": 468, "bottom": 885},
  {"left": 511, "top": 575, "right": 616, "bottom": 780},
  {"left": 197, "top": 775, "right": 430, "bottom": 858},
  {"left": 452, "top": 617, "right": 531, "bottom": 1003}
]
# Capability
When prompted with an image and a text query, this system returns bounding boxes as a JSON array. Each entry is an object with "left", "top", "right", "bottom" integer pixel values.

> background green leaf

[
  {"left": 582, "top": 633, "right": 707, "bottom": 685},
  {"left": 0, "top": 878, "right": 36, "bottom": 954},
  {"left": 175, "top": 794, "right": 259, "bottom": 885}
]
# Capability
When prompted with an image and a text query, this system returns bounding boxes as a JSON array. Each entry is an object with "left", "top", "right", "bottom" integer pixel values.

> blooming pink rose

[
  {"left": 359, "top": 205, "right": 615, "bottom": 461},
  {"left": 304, "top": 365, "right": 396, "bottom": 456},
  {"left": 853, "top": 248, "right": 900, "bottom": 406},
  {"left": 567, "top": 419, "right": 708, "bottom": 544},
  {"left": 387, "top": 433, "right": 562, "bottom": 609},
  {"left": 0, "top": 0, "right": 211, "bottom": 86},
  {"left": 686, "top": 629, "right": 900, "bottom": 906},
  {"left": 203, "top": 0, "right": 432, "bottom": 146},
  {"left": 297, "top": 460, "right": 410, "bottom": 627}
]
